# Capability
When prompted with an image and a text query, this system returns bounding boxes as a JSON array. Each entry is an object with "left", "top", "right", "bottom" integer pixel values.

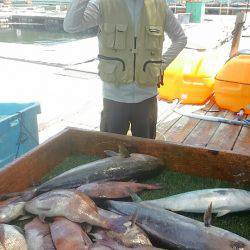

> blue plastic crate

[{"left": 0, "top": 102, "right": 41, "bottom": 168}]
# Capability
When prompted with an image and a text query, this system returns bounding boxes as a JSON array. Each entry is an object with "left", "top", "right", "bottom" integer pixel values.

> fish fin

[
  {"left": 104, "top": 150, "right": 119, "bottom": 157},
  {"left": 127, "top": 188, "right": 142, "bottom": 203},
  {"left": 18, "top": 214, "right": 34, "bottom": 221},
  {"left": 12, "top": 225, "right": 24, "bottom": 235},
  {"left": 203, "top": 202, "right": 212, "bottom": 227},
  {"left": 106, "top": 215, "right": 129, "bottom": 233},
  {"left": 118, "top": 145, "right": 130, "bottom": 158},
  {"left": 144, "top": 183, "right": 162, "bottom": 190},
  {"left": 131, "top": 208, "right": 139, "bottom": 228},
  {"left": 216, "top": 210, "right": 231, "bottom": 217},
  {"left": 38, "top": 215, "right": 46, "bottom": 222}
]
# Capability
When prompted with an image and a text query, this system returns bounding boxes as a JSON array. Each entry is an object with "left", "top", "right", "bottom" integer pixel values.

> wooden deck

[{"left": 156, "top": 97, "right": 250, "bottom": 156}]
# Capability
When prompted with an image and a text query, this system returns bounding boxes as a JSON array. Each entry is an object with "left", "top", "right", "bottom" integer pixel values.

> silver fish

[
  {"left": 93, "top": 208, "right": 152, "bottom": 247},
  {"left": 0, "top": 224, "right": 27, "bottom": 250},
  {"left": 105, "top": 200, "right": 250, "bottom": 250},
  {"left": 90, "top": 239, "right": 164, "bottom": 250},
  {"left": 36, "top": 151, "right": 163, "bottom": 193},
  {"left": 142, "top": 188, "right": 250, "bottom": 217}
]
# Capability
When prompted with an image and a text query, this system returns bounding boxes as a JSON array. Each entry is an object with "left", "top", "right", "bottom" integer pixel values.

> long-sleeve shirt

[{"left": 64, "top": 0, "right": 187, "bottom": 103}]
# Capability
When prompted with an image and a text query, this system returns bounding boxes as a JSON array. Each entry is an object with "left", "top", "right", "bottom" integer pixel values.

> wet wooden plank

[
  {"left": 207, "top": 112, "right": 243, "bottom": 151},
  {"left": 0, "top": 130, "right": 72, "bottom": 194},
  {"left": 233, "top": 115, "right": 250, "bottom": 155},
  {"left": 163, "top": 100, "right": 214, "bottom": 144},
  {"left": 156, "top": 102, "right": 182, "bottom": 140},
  {"left": 0, "top": 127, "right": 249, "bottom": 196},
  {"left": 183, "top": 104, "right": 228, "bottom": 147}
]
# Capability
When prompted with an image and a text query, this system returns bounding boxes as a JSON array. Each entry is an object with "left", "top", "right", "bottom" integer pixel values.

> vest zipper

[
  {"left": 143, "top": 60, "right": 163, "bottom": 72},
  {"left": 98, "top": 55, "right": 126, "bottom": 71},
  {"left": 133, "top": 37, "right": 137, "bottom": 81}
]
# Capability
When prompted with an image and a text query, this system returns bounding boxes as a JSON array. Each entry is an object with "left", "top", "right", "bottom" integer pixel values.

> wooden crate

[{"left": 0, "top": 127, "right": 249, "bottom": 195}]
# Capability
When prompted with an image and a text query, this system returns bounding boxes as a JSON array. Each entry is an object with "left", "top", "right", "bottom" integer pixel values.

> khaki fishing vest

[{"left": 98, "top": 0, "right": 166, "bottom": 87}]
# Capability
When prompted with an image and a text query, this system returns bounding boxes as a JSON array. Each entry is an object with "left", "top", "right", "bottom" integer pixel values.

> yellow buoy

[
  {"left": 159, "top": 50, "right": 220, "bottom": 105},
  {"left": 214, "top": 51, "right": 250, "bottom": 114}
]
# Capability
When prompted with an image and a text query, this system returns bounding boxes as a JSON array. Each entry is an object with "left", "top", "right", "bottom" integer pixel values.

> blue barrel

[{"left": 0, "top": 102, "right": 41, "bottom": 168}]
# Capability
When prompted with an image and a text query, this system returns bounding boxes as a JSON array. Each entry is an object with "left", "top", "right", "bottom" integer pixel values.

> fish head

[
  {"left": 25, "top": 190, "right": 73, "bottom": 216},
  {"left": 0, "top": 224, "right": 27, "bottom": 250},
  {"left": 0, "top": 205, "right": 10, "bottom": 222}
]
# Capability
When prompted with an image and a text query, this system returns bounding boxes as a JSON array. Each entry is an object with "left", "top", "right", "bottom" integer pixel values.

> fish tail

[
  {"left": 143, "top": 183, "right": 162, "bottom": 190},
  {"left": 21, "top": 188, "right": 37, "bottom": 201},
  {"left": 105, "top": 215, "right": 129, "bottom": 233},
  {"left": 0, "top": 188, "right": 36, "bottom": 202}
]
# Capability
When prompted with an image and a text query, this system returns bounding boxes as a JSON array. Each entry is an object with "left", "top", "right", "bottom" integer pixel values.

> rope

[{"left": 15, "top": 112, "right": 39, "bottom": 159}]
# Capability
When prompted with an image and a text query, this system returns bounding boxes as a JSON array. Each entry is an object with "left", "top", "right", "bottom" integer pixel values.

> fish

[
  {"left": 35, "top": 149, "right": 163, "bottom": 193},
  {"left": 50, "top": 217, "right": 92, "bottom": 250},
  {"left": 90, "top": 239, "right": 164, "bottom": 250},
  {"left": 0, "top": 224, "right": 27, "bottom": 250},
  {"left": 25, "top": 189, "right": 127, "bottom": 233},
  {"left": 141, "top": 188, "right": 250, "bottom": 217},
  {"left": 24, "top": 217, "right": 55, "bottom": 250},
  {"left": 105, "top": 200, "right": 250, "bottom": 250},
  {"left": 204, "top": 202, "right": 213, "bottom": 227},
  {"left": 77, "top": 181, "right": 161, "bottom": 199},
  {"left": 0, "top": 149, "right": 163, "bottom": 200},
  {"left": 92, "top": 208, "right": 152, "bottom": 248},
  {"left": 0, "top": 199, "right": 25, "bottom": 223}
]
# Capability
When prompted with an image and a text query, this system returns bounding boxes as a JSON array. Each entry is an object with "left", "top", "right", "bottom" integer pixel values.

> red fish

[
  {"left": 50, "top": 217, "right": 92, "bottom": 250},
  {"left": 25, "top": 189, "right": 127, "bottom": 233},
  {"left": 77, "top": 181, "right": 161, "bottom": 199},
  {"left": 25, "top": 217, "right": 55, "bottom": 250}
]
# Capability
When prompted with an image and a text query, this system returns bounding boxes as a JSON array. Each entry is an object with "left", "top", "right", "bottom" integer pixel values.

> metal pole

[{"left": 229, "top": 11, "right": 246, "bottom": 58}]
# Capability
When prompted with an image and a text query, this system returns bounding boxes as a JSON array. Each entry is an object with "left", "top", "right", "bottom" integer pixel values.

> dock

[
  {"left": 0, "top": 13, "right": 249, "bottom": 158},
  {"left": 156, "top": 98, "right": 250, "bottom": 156}
]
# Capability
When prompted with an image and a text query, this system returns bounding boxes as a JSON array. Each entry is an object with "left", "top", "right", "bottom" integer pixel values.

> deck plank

[
  {"left": 233, "top": 115, "right": 250, "bottom": 155},
  {"left": 183, "top": 104, "right": 228, "bottom": 148},
  {"left": 163, "top": 100, "right": 214, "bottom": 144},
  {"left": 206, "top": 112, "right": 243, "bottom": 151},
  {"left": 156, "top": 102, "right": 182, "bottom": 140}
]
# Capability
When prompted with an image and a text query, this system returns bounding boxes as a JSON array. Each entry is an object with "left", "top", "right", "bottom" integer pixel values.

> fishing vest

[{"left": 98, "top": 0, "right": 166, "bottom": 87}]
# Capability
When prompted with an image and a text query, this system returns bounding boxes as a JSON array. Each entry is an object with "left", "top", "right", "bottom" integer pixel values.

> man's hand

[{"left": 157, "top": 73, "right": 164, "bottom": 88}]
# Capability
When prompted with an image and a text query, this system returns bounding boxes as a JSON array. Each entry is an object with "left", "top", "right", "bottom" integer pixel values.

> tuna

[
  {"left": 50, "top": 217, "right": 92, "bottom": 250},
  {"left": 24, "top": 217, "right": 55, "bottom": 250},
  {"left": 0, "top": 224, "right": 27, "bottom": 250},
  {"left": 25, "top": 189, "right": 127, "bottom": 233},
  {"left": 141, "top": 188, "right": 250, "bottom": 217},
  {"left": 105, "top": 200, "right": 250, "bottom": 250},
  {"left": 77, "top": 181, "right": 161, "bottom": 199}
]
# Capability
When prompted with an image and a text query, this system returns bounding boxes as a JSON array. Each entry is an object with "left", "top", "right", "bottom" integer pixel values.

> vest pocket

[
  {"left": 114, "top": 24, "right": 128, "bottom": 50},
  {"left": 139, "top": 61, "right": 162, "bottom": 86},
  {"left": 101, "top": 23, "right": 127, "bottom": 50},
  {"left": 102, "top": 23, "right": 116, "bottom": 48},
  {"left": 145, "top": 25, "right": 164, "bottom": 50},
  {"left": 98, "top": 56, "right": 125, "bottom": 83}
]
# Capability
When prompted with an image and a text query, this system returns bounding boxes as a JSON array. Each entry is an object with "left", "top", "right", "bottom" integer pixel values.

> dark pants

[{"left": 100, "top": 96, "right": 157, "bottom": 139}]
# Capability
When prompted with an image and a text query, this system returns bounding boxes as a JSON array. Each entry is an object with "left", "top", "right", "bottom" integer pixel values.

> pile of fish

[{"left": 0, "top": 147, "right": 249, "bottom": 250}]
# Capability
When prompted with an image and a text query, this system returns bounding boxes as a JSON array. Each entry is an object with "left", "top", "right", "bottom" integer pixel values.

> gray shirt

[{"left": 64, "top": 0, "right": 187, "bottom": 103}]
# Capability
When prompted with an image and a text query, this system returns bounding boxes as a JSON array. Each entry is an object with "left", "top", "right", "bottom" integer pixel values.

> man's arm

[
  {"left": 63, "top": 0, "right": 100, "bottom": 33},
  {"left": 162, "top": 6, "right": 187, "bottom": 70}
]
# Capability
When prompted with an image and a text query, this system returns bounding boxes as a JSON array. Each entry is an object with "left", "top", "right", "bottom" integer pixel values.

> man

[{"left": 63, "top": 0, "right": 187, "bottom": 139}]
